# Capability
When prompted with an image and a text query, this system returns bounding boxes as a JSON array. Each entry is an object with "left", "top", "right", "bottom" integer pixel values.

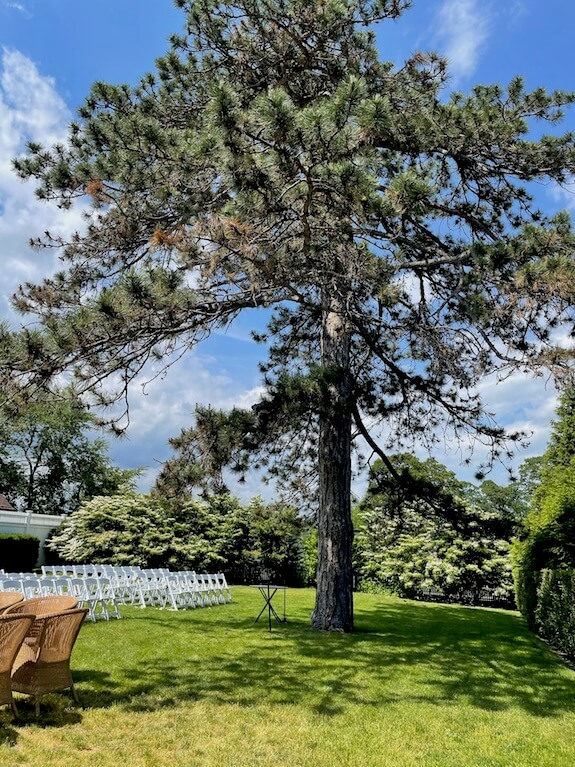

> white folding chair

[
  {"left": 68, "top": 578, "right": 100, "bottom": 622},
  {"left": 122, "top": 568, "right": 147, "bottom": 608},
  {"left": 97, "top": 577, "right": 122, "bottom": 620},
  {"left": 20, "top": 579, "right": 44, "bottom": 600},
  {"left": 139, "top": 570, "right": 167, "bottom": 608},
  {"left": 0, "top": 579, "right": 23, "bottom": 593},
  {"left": 216, "top": 573, "right": 233, "bottom": 603},
  {"left": 164, "top": 573, "right": 193, "bottom": 610},
  {"left": 50, "top": 576, "right": 74, "bottom": 597}
]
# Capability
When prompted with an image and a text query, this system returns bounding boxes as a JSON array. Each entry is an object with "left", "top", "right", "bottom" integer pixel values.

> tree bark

[{"left": 311, "top": 291, "right": 354, "bottom": 632}]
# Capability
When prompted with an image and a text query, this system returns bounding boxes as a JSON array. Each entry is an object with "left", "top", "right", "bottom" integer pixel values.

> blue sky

[{"left": 1, "top": 0, "right": 575, "bottom": 498}]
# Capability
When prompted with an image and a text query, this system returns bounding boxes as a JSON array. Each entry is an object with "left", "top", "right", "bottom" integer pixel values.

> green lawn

[{"left": 1, "top": 587, "right": 574, "bottom": 766}]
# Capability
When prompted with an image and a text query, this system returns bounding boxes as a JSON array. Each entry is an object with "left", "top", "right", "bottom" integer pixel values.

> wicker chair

[
  {"left": 5, "top": 595, "right": 78, "bottom": 649},
  {"left": 11, "top": 608, "right": 88, "bottom": 716},
  {"left": 0, "top": 613, "right": 35, "bottom": 716},
  {"left": 0, "top": 591, "right": 24, "bottom": 614}
]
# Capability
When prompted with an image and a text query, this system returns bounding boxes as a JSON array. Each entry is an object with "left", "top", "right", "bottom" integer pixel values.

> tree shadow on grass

[
  {"left": 349, "top": 599, "right": 573, "bottom": 716},
  {"left": 72, "top": 598, "right": 575, "bottom": 720},
  {"left": 0, "top": 718, "right": 21, "bottom": 747},
  {"left": 0, "top": 695, "right": 83, "bottom": 738}
]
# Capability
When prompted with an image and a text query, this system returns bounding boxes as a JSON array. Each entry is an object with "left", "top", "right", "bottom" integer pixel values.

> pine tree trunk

[{"left": 311, "top": 292, "right": 354, "bottom": 632}]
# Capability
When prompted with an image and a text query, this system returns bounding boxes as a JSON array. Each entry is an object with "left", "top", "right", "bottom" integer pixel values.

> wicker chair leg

[
  {"left": 11, "top": 699, "right": 19, "bottom": 718},
  {"left": 34, "top": 698, "right": 41, "bottom": 717},
  {"left": 70, "top": 683, "right": 79, "bottom": 704}
]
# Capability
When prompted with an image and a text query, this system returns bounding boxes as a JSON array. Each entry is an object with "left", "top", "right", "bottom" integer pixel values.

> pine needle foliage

[{"left": 3, "top": 0, "right": 575, "bottom": 628}]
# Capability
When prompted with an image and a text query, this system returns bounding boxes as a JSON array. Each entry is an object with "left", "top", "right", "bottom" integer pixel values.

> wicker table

[{"left": 251, "top": 584, "right": 287, "bottom": 631}]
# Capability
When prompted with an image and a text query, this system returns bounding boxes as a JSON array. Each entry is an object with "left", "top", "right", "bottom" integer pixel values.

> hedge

[
  {"left": 0, "top": 534, "right": 40, "bottom": 572},
  {"left": 534, "top": 569, "right": 575, "bottom": 659}
]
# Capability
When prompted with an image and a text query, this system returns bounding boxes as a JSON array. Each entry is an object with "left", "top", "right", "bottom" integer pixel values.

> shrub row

[
  {"left": 47, "top": 493, "right": 315, "bottom": 586},
  {"left": 531, "top": 569, "right": 575, "bottom": 658},
  {"left": 515, "top": 561, "right": 575, "bottom": 659}
]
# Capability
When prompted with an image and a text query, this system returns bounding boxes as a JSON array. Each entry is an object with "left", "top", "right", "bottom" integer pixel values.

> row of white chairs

[
  {"left": 41, "top": 566, "right": 232, "bottom": 609},
  {"left": 64, "top": 566, "right": 230, "bottom": 608},
  {"left": 0, "top": 566, "right": 232, "bottom": 621},
  {"left": 0, "top": 574, "right": 121, "bottom": 622}
]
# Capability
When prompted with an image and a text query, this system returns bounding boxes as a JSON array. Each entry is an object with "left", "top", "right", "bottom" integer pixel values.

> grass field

[{"left": 1, "top": 587, "right": 574, "bottom": 766}]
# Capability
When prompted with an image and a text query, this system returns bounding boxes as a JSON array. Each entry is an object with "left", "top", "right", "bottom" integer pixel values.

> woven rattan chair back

[
  {"left": 0, "top": 612, "right": 35, "bottom": 716},
  {"left": 5, "top": 595, "right": 78, "bottom": 617},
  {"left": 6, "top": 595, "right": 78, "bottom": 644},
  {"left": 0, "top": 591, "right": 24, "bottom": 614},
  {"left": 11, "top": 607, "right": 88, "bottom": 716}
]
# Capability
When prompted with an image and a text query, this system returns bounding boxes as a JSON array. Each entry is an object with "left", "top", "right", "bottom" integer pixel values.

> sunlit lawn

[{"left": 1, "top": 587, "right": 574, "bottom": 766}]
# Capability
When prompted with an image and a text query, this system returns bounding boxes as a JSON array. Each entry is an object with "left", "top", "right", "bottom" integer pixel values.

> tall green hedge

[
  {"left": 512, "top": 539, "right": 541, "bottom": 630},
  {"left": 512, "top": 460, "right": 575, "bottom": 626},
  {"left": 0, "top": 534, "right": 39, "bottom": 572},
  {"left": 533, "top": 569, "right": 575, "bottom": 658}
]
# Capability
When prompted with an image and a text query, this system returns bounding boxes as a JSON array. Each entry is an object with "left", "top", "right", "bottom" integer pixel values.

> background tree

[
  {"left": 245, "top": 497, "right": 304, "bottom": 585},
  {"left": 513, "top": 387, "right": 575, "bottom": 615},
  {"left": 159, "top": 494, "right": 305, "bottom": 584},
  {"left": 465, "top": 476, "right": 531, "bottom": 538},
  {"left": 50, "top": 490, "right": 305, "bottom": 583},
  {"left": 0, "top": 392, "right": 138, "bottom": 515},
  {"left": 515, "top": 456, "right": 543, "bottom": 511},
  {"left": 355, "top": 455, "right": 514, "bottom": 602},
  {"left": 511, "top": 385, "right": 575, "bottom": 629},
  {"left": 522, "top": 386, "right": 575, "bottom": 567},
  {"left": 48, "top": 493, "right": 183, "bottom": 566},
  {"left": 169, "top": 494, "right": 251, "bottom": 578},
  {"left": 3, "top": 0, "right": 575, "bottom": 629}
]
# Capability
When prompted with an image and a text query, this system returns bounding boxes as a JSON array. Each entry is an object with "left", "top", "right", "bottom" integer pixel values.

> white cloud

[
  {"left": 362, "top": 367, "right": 558, "bottom": 489},
  {"left": 0, "top": 48, "right": 84, "bottom": 320},
  {"left": 3, "top": 2, "right": 30, "bottom": 16},
  {"left": 1, "top": 48, "right": 69, "bottom": 146},
  {"left": 437, "top": 371, "right": 557, "bottom": 481},
  {"left": 435, "top": 0, "right": 490, "bottom": 82},
  {"left": 549, "top": 177, "right": 575, "bottom": 212},
  {"left": 101, "top": 350, "right": 268, "bottom": 493},
  {"left": 0, "top": 48, "right": 274, "bottom": 498}
]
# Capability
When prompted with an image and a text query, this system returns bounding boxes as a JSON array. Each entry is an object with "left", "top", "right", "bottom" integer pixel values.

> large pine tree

[{"left": 3, "top": 0, "right": 575, "bottom": 629}]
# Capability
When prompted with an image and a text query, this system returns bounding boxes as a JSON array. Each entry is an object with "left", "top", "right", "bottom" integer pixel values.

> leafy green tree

[
  {"left": 48, "top": 493, "right": 181, "bottom": 566},
  {"left": 355, "top": 455, "right": 514, "bottom": 601},
  {"left": 513, "top": 386, "right": 575, "bottom": 623},
  {"left": 516, "top": 456, "right": 543, "bottom": 507},
  {"left": 357, "top": 503, "right": 513, "bottom": 601},
  {"left": 50, "top": 490, "right": 305, "bottom": 582},
  {"left": 245, "top": 497, "right": 304, "bottom": 585},
  {"left": 540, "top": 388, "right": 575, "bottom": 470},
  {"left": 301, "top": 527, "right": 319, "bottom": 586},
  {"left": 465, "top": 456, "right": 543, "bottom": 538},
  {"left": 168, "top": 494, "right": 252, "bottom": 578},
  {"left": 464, "top": 477, "right": 529, "bottom": 538},
  {"left": 161, "top": 494, "right": 305, "bottom": 583},
  {"left": 4, "top": 0, "right": 575, "bottom": 629},
  {"left": 0, "top": 393, "right": 138, "bottom": 515},
  {"left": 522, "top": 386, "right": 575, "bottom": 568}
]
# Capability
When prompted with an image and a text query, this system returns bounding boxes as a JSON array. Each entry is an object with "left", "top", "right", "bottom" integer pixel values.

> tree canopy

[
  {"left": 2, "top": 0, "right": 575, "bottom": 629},
  {"left": 0, "top": 391, "right": 138, "bottom": 515},
  {"left": 355, "top": 455, "right": 514, "bottom": 602},
  {"left": 49, "top": 491, "right": 305, "bottom": 584},
  {"left": 518, "top": 384, "right": 575, "bottom": 572},
  {"left": 512, "top": 384, "right": 575, "bottom": 625}
]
